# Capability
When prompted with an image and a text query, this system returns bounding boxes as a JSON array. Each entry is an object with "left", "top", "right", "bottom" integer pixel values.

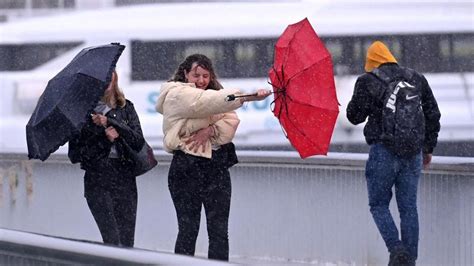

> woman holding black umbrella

[
  {"left": 156, "top": 54, "right": 270, "bottom": 261},
  {"left": 68, "top": 70, "right": 144, "bottom": 247}
]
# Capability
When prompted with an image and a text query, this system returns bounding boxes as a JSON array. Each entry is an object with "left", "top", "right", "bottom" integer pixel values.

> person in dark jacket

[
  {"left": 68, "top": 70, "right": 144, "bottom": 247},
  {"left": 346, "top": 41, "right": 441, "bottom": 265}
]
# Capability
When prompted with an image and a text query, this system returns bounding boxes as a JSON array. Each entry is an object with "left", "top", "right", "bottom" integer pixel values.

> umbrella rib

[
  {"left": 269, "top": 64, "right": 293, "bottom": 120},
  {"left": 281, "top": 20, "right": 306, "bottom": 74},
  {"left": 269, "top": 64, "right": 292, "bottom": 95}
]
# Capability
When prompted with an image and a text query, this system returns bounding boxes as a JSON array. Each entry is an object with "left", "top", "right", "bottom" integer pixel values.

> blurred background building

[
  {"left": 0, "top": 0, "right": 295, "bottom": 22},
  {"left": 0, "top": 2, "right": 472, "bottom": 265},
  {"left": 0, "top": 0, "right": 472, "bottom": 156}
]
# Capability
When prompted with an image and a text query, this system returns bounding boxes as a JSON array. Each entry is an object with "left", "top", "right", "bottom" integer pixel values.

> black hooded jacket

[
  {"left": 68, "top": 100, "right": 145, "bottom": 173},
  {"left": 346, "top": 63, "right": 441, "bottom": 154}
]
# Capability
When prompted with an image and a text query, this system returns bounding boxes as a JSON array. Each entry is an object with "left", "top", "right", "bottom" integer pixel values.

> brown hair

[
  {"left": 169, "top": 54, "right": 223, "bottom": 91},
  {"left": 103, "top": 70, "right": 126, "bottom": 108}
]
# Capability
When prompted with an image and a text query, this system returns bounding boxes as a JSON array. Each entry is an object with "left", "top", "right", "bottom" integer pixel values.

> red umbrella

[{"left": 269, "top": 18, "right": 339, "bottom": 158}]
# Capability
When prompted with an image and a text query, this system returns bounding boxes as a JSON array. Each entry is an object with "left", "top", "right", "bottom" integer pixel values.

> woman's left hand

[
  {"left": 105, "top": 126, "right": 119, "bottom": 142},
  {"left": 185, "top": 126, "right": 215, "bottom": 153},
  {"left": 254, "top": 89, "right": 272, "bottom": 101},
  {"left": 92, "top": 114, "right": 108, "bottom": 127}
]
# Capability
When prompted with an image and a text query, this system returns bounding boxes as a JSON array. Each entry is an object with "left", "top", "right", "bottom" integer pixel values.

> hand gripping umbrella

[
  {"left": 269, "top": 18, "right": 339, "bottom": 158},
  {"left": 26, "top": 43, "right": 125, "bottom": 161}
]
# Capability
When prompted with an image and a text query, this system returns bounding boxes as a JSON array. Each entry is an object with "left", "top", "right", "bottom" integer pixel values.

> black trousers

[
  {"left": 168, "top": 151, "right": 232, "bottom": 261},
  {"left": 84, "top": 160, "right": 138, "bottom": 247}
]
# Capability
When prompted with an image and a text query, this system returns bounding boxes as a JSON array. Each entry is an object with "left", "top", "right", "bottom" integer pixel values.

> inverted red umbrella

[{"left": 268, "top": 18, "right": 339, "bottom": 158}]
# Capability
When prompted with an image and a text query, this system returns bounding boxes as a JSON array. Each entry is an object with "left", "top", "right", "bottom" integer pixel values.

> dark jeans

[
  {"left": 366, "top": 143, "right": 422, "bottom": 259},
  {"left": 84, "top": 161, "right": 138, "bottom": 247},
  {"left": 168, "top": 151, "right": 232, "bottom": 261}
]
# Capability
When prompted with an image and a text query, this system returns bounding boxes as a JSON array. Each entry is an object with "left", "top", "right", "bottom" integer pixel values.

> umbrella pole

[
  {"left": 226, "top": 92, "right": 276, "bottom": 102},
  {"left": 225, "top": 93, "right": 256, "bottom": 102}
]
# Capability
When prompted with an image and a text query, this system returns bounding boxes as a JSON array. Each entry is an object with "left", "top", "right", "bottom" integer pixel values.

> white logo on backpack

[{"left": 386, "top": 81, "right": 415, "bottom": 112}]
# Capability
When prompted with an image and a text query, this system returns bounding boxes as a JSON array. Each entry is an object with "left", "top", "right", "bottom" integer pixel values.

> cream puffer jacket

[{"left": 155, "top": 82, "right": 243, "bottom": 158}]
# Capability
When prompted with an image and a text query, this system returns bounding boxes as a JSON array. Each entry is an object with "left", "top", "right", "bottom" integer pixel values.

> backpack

[{"left": 372, "top": 67, "right": 425, "bottom": 157}]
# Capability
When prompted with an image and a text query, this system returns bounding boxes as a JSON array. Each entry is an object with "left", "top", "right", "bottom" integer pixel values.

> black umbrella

[{"left": 26, "top": 43, "right": 125, "bottom": 161}]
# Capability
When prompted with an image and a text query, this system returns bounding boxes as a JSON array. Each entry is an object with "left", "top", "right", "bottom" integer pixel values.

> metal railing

[
  {"left": 0, "top": 228, "right": 231, "bottom": 265},
  {"left": 0, "top": 151, "right": 472, "bottom": 265}
]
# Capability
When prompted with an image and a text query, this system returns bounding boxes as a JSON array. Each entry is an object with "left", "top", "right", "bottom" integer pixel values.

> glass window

[
  {"left": 33, "top": 0, "right": 59, "bottom": 8},
  {"left": 31, "top": 0, "right": 75, "bottom": 8},
  {"left": 115, "top": 0, "right": 161, "bottom": 7},
  {"left": 324, "top": 37, "right": 364, "bottom": 75},
  {"left": 439, "top": 37, "right": 453, "bottom": 70},
  {"left": 452, "top": 34, "right": 474, "bottom": 72},
  {"left": 0, "top": 42, "right": 82, "bottom": 71},
  {"left": 325, "top": 39, "right": 346, "bottom": 75},
  {"left": 236, "top": 43, "right": 256, "bottom": 62},
  {"left": 352, "top": 40, "right": 363, "bottom": 64},
  {"left": 440, "top": 39, "right": 451, "bottom": 58},
  {"left": 453, "top": 37, "right": 474, "bottom": 56},
  {"left": 232, "top": 39, "right": 275, "bottom": 78},
  {"left": 131, "top": 38, "right": 277, "bottom": 81},
  {"left": 63, "top": 0, "right": 75, "bottom": 8},
  {"left": 131, "top": 33, "right": 474, "bottom": 80},
  {"left": 182, "top": 42, "right": 227, "bottom": 77},
  {"left": 131, "top": 41, "right": 178, "bottom": 81},
  {"left": 0, "top": 0, "right": 26, "bottom": 9},
  {"left": 400, "top": 35, "right": 439, "bottom": 72},
  {"left": 183, "top": 43, "right": 224, "bottom": 63},
  {"left": 386, "top": 40, "right": 402, "bottom": 60},
  {"left": 347, "top": 38, "right": 366, "bottom": 74},
  {"left": 325, "top": 40, "right": 343, "bottom": 62}
]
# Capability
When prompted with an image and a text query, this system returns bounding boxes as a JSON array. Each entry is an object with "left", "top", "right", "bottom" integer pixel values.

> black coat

[
  {"left": 68, "top": 100, "right": 145, "bottom": 173},
  {"left": 346, "top": 63, "right": 441, "bottom": 154}
]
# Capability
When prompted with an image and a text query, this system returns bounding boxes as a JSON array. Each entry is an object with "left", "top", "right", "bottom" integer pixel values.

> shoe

[{"left": 388, "top": 246, "right": 415, "bottom": 266}]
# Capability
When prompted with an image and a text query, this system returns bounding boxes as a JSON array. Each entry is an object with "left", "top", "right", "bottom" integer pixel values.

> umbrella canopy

[
  {"left": 26, "top": 43, "right": 125, "bottom": 161},
  {"left": 269, "top": 18, "right": 339, "bottom": 158}
]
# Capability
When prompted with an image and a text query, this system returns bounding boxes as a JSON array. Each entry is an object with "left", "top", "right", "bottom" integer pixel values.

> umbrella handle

[{"left": 225, "top": 93, "right": 258, "bottom": 102}]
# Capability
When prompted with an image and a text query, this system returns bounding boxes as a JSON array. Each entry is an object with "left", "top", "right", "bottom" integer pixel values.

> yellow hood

[{"left": 365, "top": 41, "right": 397, "bottom": 72}]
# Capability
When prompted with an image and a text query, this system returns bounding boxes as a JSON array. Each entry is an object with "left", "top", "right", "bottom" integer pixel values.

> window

[
  {"left": 325, "top": 33, "right": 474, "bottom": 75},
  {"left": 130, "top": 33, "right": 473, "bottom": 80},
  {"left": 0, "top": 42, "right": 82, "bottom": 71},
  {"left": 182, "top": 41, "right": 226, "bottom": 76},
  {"left": 401, "top": 35, "right": 439, "bottom": 73},
  {"left": 323, "top": 37, "right": 366, "bottom": 75},
  {"left": 0, "top": 0, "right": 74, "bottom": 9},
  {"left": 131, "top": 38, "right": 276, "bottom": 81},
  {"left": 234, "top": 42, "right": 258, "bottom": 77},
  {"left": 0, "top": 0, "right": 26, "bottom": 9},
  {"left": 32, "top": 0, "right": 75, "bottom": 8},
  {"left": 131, "top": 40, "right": 176, "bottom": 81},
  {"left": 325, "top": 40, "right": 344, "bottom": 57},
  {"left": 452, "top": 34, "right": 474, "bottom": 72},
  {"left": 115, "top": 0, "right": 163, "bottom": 6}
]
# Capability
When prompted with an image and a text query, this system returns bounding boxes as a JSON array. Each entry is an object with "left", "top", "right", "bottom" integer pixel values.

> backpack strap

[
  {"left": 371, "top": 68, "right": 392, "bottom": 84},
  {"left": 401, "top": 67, "right": 415, "bottom": 81}
]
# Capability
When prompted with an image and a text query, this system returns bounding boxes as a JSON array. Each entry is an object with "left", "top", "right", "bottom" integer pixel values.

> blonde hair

[{"left": 103, "top": 70, "right": 126, "bottom": 108}]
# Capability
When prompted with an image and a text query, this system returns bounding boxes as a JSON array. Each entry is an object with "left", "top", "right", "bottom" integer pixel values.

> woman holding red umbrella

[{"left": 156, "top": 54, "right": 270, "bottom": 261}]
